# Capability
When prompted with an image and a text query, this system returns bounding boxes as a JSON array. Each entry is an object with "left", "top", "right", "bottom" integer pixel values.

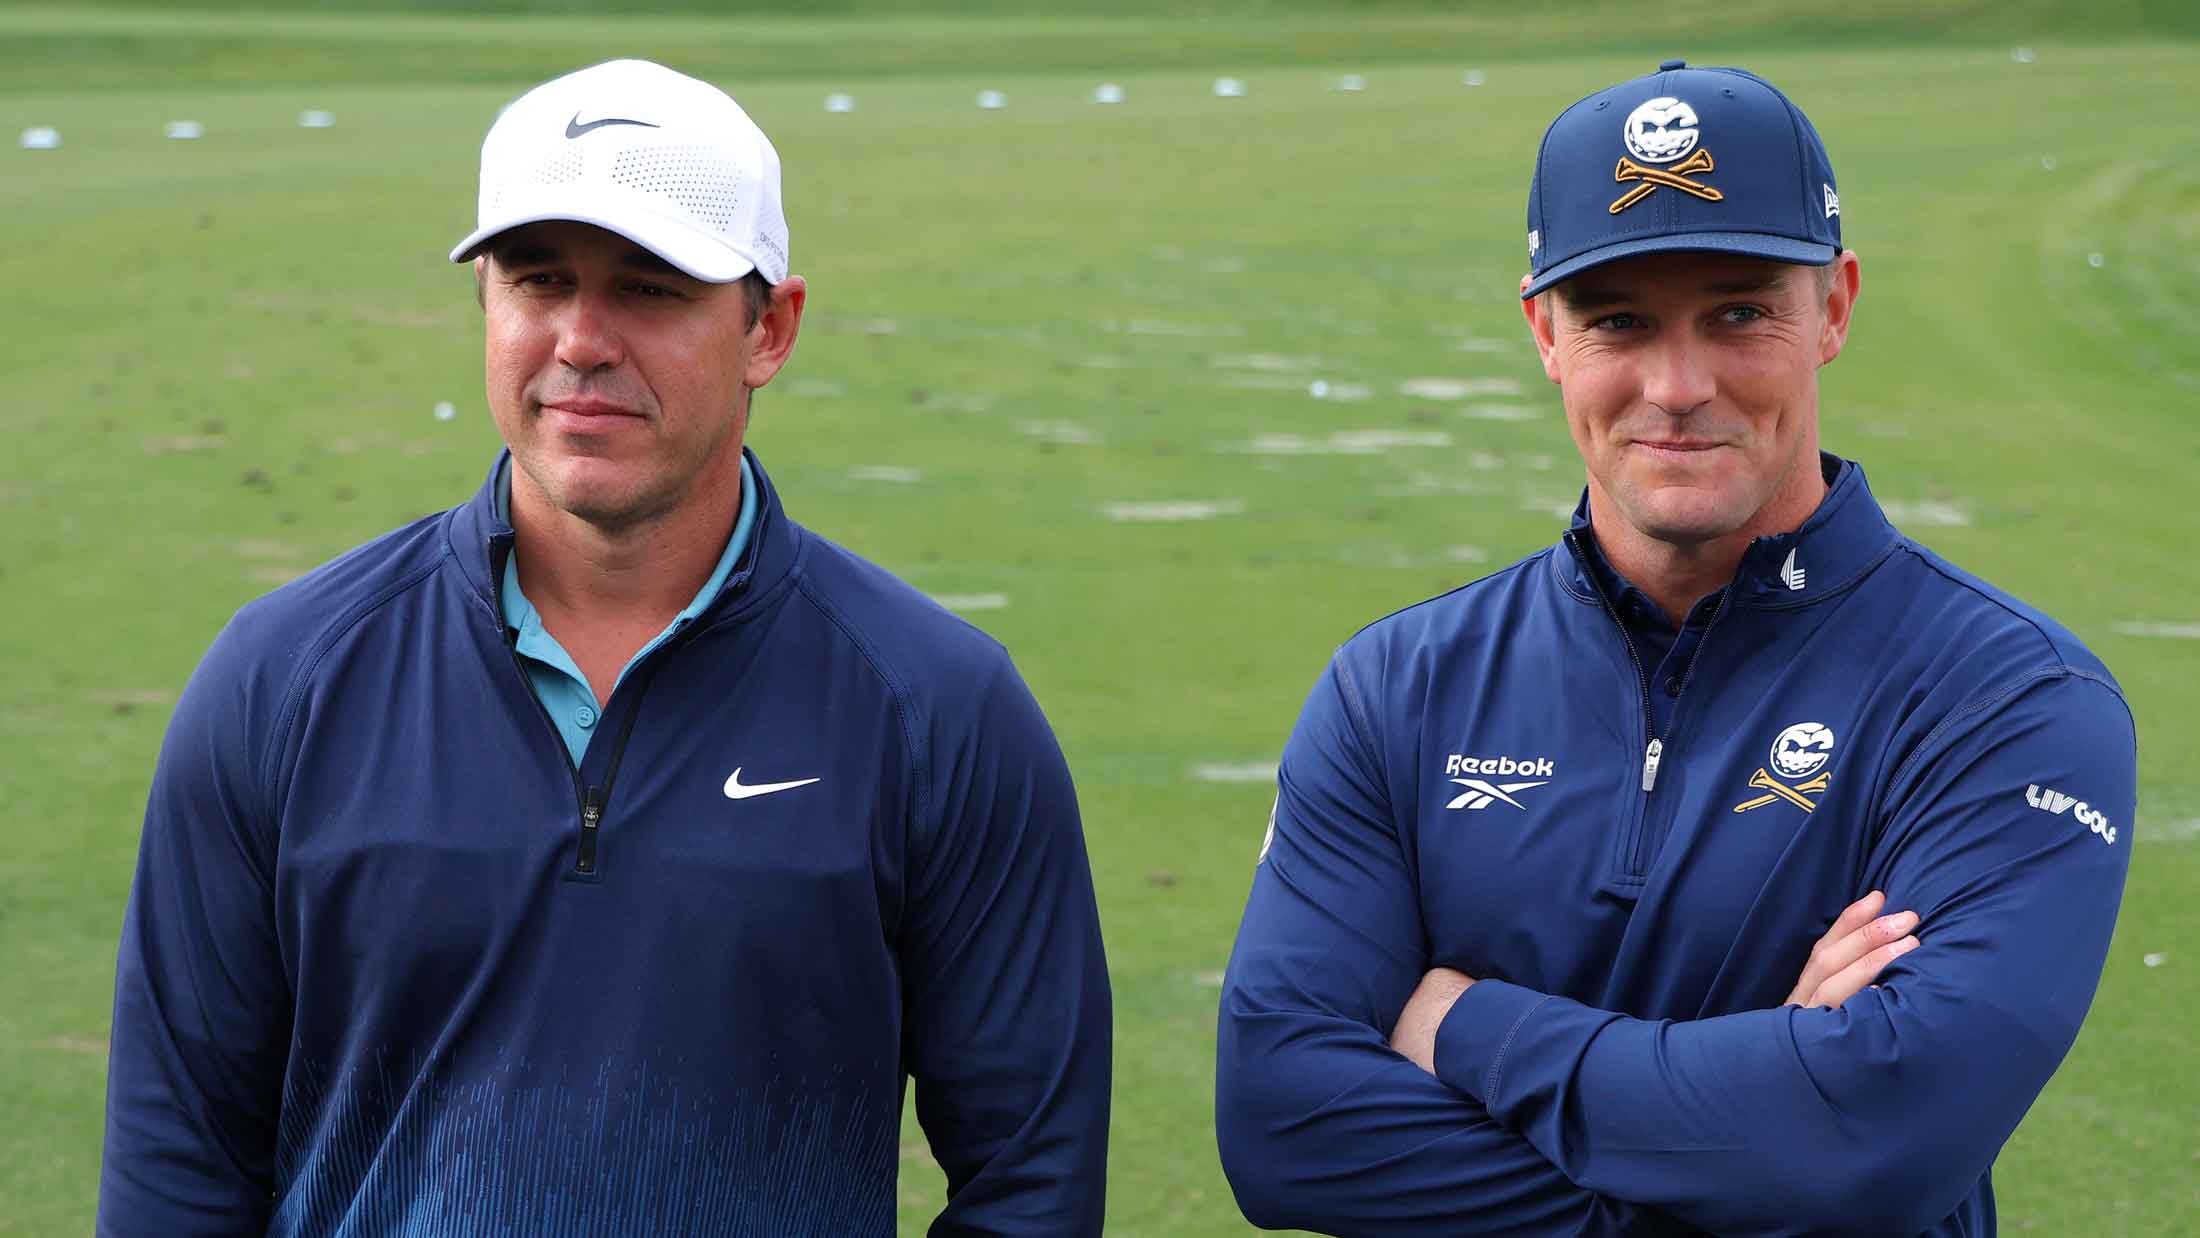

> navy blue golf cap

[{"left": 1523, "top": 59, "right": 1841, "bottom": 299}]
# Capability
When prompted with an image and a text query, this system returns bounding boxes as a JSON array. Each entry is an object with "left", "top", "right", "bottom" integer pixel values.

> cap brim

[
  {"left": 448, "top": 188, "right": 761, "bottom": 284},
  {"left": 1522, "top": 232, "right": 1838, "bottom": 300}
]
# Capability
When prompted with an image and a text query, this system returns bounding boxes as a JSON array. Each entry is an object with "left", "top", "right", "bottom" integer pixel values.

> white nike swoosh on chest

[{"left": 722, "top": 768, "right": 822, "bottom": 800}]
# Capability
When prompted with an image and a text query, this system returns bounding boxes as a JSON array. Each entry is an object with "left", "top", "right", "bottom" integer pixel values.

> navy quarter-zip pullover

[
  {"left": 102, "top": 450, "right": 1112, "bottom": 1236},
  {"left": 1216, "top": 456, "right": 2133, "bottom": 1236}
]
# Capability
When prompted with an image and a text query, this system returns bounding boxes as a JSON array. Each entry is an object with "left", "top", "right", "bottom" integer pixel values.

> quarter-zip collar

[
  {"left": 445, "top": 445, "right": 804, "bottom": 629},
  {"left": 1553, "top": 452, "right": 1899, "bottom": 609}
]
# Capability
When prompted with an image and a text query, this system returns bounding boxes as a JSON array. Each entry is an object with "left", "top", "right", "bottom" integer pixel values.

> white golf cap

[{"left": 449, "top": 59, "right": 788, "bottom": 284}]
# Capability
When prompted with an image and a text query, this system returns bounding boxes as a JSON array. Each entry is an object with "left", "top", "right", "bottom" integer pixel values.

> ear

[
  {"left": 1816, "top": 250, "right": 1862, "bottom": 367},
  {"left": 742, "top": 275, "right": 807, "bottom": 389},
  {"left": 1520, "top": 274, "right": 1563, "bottom": 385}
]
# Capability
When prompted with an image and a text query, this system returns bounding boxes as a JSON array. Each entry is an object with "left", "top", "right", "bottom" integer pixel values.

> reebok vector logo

[
  {"left": 723, "top": 768, "right": 821, "bottom": 800},
  {"left": 1442, "top": 753, "right": 1555, "bottom": 811},
  {"left": 2027, "top": 784, "right": 2117, "bottom": 844}
]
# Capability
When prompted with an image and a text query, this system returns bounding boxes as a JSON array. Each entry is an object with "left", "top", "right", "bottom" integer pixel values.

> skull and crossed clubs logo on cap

[{"left": 1612, "top": 96, "right": 1724, "bottom": 215}]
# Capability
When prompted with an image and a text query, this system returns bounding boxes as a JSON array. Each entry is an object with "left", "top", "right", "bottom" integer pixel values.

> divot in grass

[
  {"left": 1521, "top": 494, "right": 1580, "bottom": 520},
  {"left": 1882, "top": 500, "right": 1972, "bottom": 527},
  {"left": 1400, "top": 377, "right": 1524, "bottom": 400},
  {"left": 1461, "top": 403, "right": 1538, "bottom": 421},
  {"left": 2142, "top": 953, "right": 2168, "bottom": 968},
  {"left": 1191, "top": 761, "right": 1277, "bottom": 783},
  {"left": 2148, "top": 819, "right": 2200, "bottom": 843},
  {"left": 1452, "top": 335, "right": 1513, "bottom": 354},
  {"left": 932, "top": 593, "right": 1009, "bottom": 612},
  {"left": 1209, "top": 353, "right": 1319, "bottom": 372},
  {"left": 1380, "top": 545, "right": 1491, "bottom": 569},
  {"left": 1307, "top": 380, "right": 1371, "bottom": 402},
  {"left": 1232, "top": 430, "right": 1451, "bottom": 456},
  {"left": 1380, "top": 474, "right": 1483, "bottom": 497},
  {"left": 2113, "top": 621, "right": 2200, "bottom": 640},
  {"left": 850, "top": 465, "right": 922, "bottom": 484},
  {"left": 1222, "top": 375, "right": 1310, "bottom": 392},
  {"left": 1021, "top": 421, "right": 1098, "bottom": 446},
  {"left": 1101, "top": 499, "right": 1243, "bottom": 523},
  {"left": 1110, "top": 318, "right": 1244, "bottom": 338}
]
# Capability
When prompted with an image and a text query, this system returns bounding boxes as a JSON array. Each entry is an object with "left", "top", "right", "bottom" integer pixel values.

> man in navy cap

[{"left": 1216, "top": 61, "right": 2130, "bottom": 1235}]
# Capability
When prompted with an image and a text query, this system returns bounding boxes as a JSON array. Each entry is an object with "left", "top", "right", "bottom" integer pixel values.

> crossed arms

[{"left": 1216, "top": 659, "right": 2133, "bottom": 1236}]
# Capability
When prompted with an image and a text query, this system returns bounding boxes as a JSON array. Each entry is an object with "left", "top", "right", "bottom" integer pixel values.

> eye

[
  {"left": 628, "top": 281, "right": 685, "bottom": 300},
  {"left": 1592, "top": 311, "right": 1645, "bottom": 331},
  {"left": 1720, "top": 304, "right": 1767, "bottom": 324}
]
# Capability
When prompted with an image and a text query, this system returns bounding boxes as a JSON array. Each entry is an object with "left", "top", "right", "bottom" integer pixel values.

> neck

[
  {"left": 1586, "top": 456, "right": 1828, "bottom": 629},
  {"left": 508, "top": 463, "right": 742, "bottom": 630}
]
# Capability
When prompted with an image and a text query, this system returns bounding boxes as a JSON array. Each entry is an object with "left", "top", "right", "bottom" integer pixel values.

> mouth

[
  {"left": 1631, "top": 438, "right": 1724, "bottom": 459},
  {"left": 540, "top": 397, "right": 643, "bottom": 419}
]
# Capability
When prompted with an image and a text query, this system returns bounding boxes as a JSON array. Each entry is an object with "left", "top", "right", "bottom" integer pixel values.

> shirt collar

[
  {"left": 1560, "top": 453, "right": 1899, "bottom": 609},
  {"left": 494, "top": 454, "right": 760, "bottom": 635}
]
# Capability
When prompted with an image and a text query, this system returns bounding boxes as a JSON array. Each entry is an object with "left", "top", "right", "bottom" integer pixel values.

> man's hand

[
  {"left": 1390, "top": 967, "right": 1473, "bottom": 1074},
  {"left": 1388, "top": 892, "right": 1917, "bottom": 1076},
  {"left": 1786, "top": 889, "right": 1920, "bottom": 1009}
]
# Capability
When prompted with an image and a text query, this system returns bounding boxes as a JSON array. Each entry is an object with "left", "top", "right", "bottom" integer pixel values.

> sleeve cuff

[{"left": 1433, "top": 978, "right": 1550, "bottom": 1105}]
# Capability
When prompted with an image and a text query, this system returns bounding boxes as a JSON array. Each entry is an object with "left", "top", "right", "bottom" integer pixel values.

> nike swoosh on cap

[
  {"left": 723, "top": 768, "right": 822, "bottom": 800},
  {"left": 565, "top": 113, "right": 661, "bottom": 139}
]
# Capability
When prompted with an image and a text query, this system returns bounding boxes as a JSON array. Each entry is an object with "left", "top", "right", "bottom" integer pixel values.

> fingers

[
  {"left": 1813, "top": 908, "right": 1918, "bottom": 991},
  {"left": 1806, "top": 933, "right": 1921, "bottom": 1010},
  {"left": 1785, "top": 892, "right": 1919, "bottom": 1008},
  {"left": 1823, "top": 890, "right": 1887, "bottom": 943}
]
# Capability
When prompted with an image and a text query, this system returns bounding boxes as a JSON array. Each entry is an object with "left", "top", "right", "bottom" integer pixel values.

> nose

[
  {"left": 553, "top": 289, "right": 624, "bottom": 374},
  {"left": 1640, "top": 336, "right": 1715, "bottom": 415}
]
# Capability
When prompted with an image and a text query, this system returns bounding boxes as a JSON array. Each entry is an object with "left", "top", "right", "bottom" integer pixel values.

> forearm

[
  {"left": 1219, "top": 992, "right": 1693, "bottom": 1236},
  {"left": 1433, "top": 976, "right": 2072, "bottom": 1234}
]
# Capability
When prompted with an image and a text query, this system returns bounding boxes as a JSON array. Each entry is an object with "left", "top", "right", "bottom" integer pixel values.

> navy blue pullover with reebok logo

[
  {"left": 1217, "top": 456, "right": 2132, "bottom": 1236},
  {"left": 101, "top": 450, "right": 1111, "bottom": 1236}
]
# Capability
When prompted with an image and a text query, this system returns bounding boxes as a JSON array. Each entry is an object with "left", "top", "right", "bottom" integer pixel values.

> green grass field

[{"left": 4, "top": 3, "right": 2197, "bottom": 1233}]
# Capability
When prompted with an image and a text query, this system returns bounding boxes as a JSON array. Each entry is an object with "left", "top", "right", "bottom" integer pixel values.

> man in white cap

[{"left": 100, "top": 60, "right": 1110, "bottom": 1236}]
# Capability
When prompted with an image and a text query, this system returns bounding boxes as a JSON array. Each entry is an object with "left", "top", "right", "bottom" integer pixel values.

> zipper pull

[
  {"left": 577, "top": 786, "right": 605, "bottom": 874},
  {"left": 1641, "top": 739, "right": 1665, "bottom": 793}
]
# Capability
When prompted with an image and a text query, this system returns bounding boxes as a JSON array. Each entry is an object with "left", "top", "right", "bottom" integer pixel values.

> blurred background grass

[{"left": 3, "top": 3, "right": 2196, "bottom": 1233}]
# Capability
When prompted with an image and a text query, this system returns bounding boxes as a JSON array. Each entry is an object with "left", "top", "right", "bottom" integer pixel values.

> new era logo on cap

[
  {"left": 450, "top": 59, "right": 789, "bottom": 286},
  {"left": 1522, "top": 59, "right": 1841, "bottom": 300}
]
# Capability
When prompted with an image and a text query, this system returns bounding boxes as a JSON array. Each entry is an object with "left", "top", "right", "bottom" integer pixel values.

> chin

[{"left": 1624, "top": 490, "right": 1752, "bottom": 545}]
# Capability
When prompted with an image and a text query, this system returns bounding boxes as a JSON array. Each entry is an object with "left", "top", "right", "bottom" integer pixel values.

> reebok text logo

[
  {"left": 1444, "top": 754, "right": 1555, "bottom": 778},
  {"left": 2026, "top": 784, "right": 2116, "bottom": 844},
  {"left": 1441, "top": 752, "right": 1555, "bottom": 811}
]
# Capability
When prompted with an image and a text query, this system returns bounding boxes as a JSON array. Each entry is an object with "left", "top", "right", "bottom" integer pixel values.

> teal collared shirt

[{"left": 497, "top": 456, "right": 758, "bottom": 766}]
